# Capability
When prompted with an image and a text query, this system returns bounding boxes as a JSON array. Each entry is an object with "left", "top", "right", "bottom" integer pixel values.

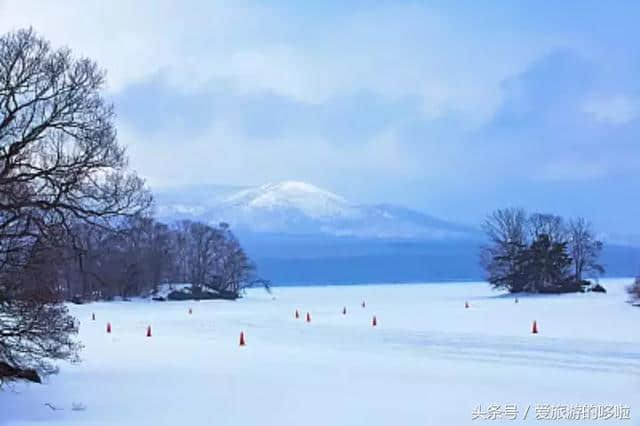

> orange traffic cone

[
  {"left": 239, "top": 331, "right": 246, "bottom": 346},
  {"left": 465, "top": 301, "right": 470, "bottom": 309},
  {"left": 92, "top": 312, "right": 95, "bottom": 321},
  {"left": 295, "top": 309, "right": 300, "bottom": 319},
  {"left": 372, "top": 315, "right": 377, "bottom": 327},
  {"left": 342, "top": 307, "right": 347, "bottom": 315},
  {"left": 532, "top": 320, "right": 538, "bottom": 334},
  {"left": 106, "top": 322, "right": 111, "bottom": 333},
  {"left": 306, "top": 312, "right": 311, "bottom": 322},
  {"left": 146, "top": 325, "right": 152, "bottom": 337}
]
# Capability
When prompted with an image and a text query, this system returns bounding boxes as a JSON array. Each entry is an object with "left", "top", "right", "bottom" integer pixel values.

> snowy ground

[{"left": 1, "top": 279, "right": 638, "bottom": 425}]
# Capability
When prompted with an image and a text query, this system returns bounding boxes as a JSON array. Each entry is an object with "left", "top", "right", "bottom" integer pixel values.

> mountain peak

[
  {"left": 223, "top": 180, "right": 357, "bottom": 220},
  {"left": 255, "top": 181, "right": 346, "bottom": 200},
  {"left": 269, "top": 180, "right": 325, "bottom": 191},
  {"left": 155, "top": 181, "right": 480, "bottom": 240}
]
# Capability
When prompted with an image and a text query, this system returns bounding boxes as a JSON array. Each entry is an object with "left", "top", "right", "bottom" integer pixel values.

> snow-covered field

[{"left": 1, "top": 279, "right": 638, "bottom": 425}]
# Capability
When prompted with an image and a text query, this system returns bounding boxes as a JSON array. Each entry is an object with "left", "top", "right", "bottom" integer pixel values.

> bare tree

[
  {"left": 482, "top": 208, "right": 528, "bottom": 246},
  {"left": 568, "top": 217, "right": 604, "bottom": 282},
  {"left": 529, "top": 213, "right": 566, "bottom": 244},
  {"left": 0, "top": 28, "right": 151, "bottom": 384},
  {"left": 480, "top": 208, "right": 528, "bottom": 292},
  {"left": 215, "top": 224, "right": 256, "bottom": 295},
  {"left": 169, "top": 221, "right": 261, "bottom": 298},
  {"left": 63, "top": 216, "right": 175, "bottom": 301},
  {"left": 181, "top": 221, "right": 225, "bottom": 290}
]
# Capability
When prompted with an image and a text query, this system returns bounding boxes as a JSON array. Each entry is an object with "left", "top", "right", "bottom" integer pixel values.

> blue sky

[{"left": 1, "top": 1, "right": 639, "bottom": 234}]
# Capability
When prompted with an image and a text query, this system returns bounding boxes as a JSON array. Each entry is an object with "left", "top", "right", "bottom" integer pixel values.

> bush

[
  {"left": 587, "top": 283, "right": 607, "bottom": 293},
  {"left": 627, "top": 277, "right": 640, "bottom": 304},
  {"left": 70, "top": 296, "right": 84, "bottom": 305},
  {"left": 536, "top": 278, "right": 588, "bottom": 294}
]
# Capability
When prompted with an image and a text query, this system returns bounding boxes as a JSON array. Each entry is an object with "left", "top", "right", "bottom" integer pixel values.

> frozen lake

[{"left": 1, "top": 279, "right": 638, "bottom": 425}]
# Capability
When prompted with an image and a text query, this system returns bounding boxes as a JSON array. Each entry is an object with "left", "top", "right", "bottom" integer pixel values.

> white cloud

[
  {"left": 121, "top": 117, "right": 429, "bottom": 190},
  {"left": 0, "top": 0, "right": 555, "bottom": 123},
  {"left": 582, "top": 94, "right": 639, "bottom": 125}
]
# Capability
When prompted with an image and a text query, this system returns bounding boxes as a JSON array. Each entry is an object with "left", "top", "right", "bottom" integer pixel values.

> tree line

[
  {"left": 66, "top": 218, "right": 261, "bottom": 301},
  {"left": 481, "top": 208, "right": 604, "bottom": 294},
  {"left": 0, "top": 29, "right": 262, "bottom": 385}
]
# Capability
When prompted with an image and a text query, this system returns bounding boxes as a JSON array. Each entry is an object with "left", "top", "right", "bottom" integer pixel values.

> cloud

[
  {"left": 0, "top": 0, "right": 552, "bottom": 123},
  {"left": 582, "top": 95, "right": 639, "bottom": 125}
]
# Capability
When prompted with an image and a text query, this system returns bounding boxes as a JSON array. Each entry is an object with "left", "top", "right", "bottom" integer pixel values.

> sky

[{"left": 1, "top": 1, "right": 639, "bottom": 235}]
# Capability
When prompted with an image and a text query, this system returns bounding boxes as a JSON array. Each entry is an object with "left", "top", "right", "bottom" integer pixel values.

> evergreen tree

[{"left": 519, "top": 234, "right": 576, "bottom": 293}]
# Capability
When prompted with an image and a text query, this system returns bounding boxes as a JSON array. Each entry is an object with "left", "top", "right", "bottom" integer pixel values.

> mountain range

[
  {"left": 153, "top": 181, "right": 640, "bottom": 285},
  {"left": 154, "top": 180, "right": 481, "bottom": 240}
]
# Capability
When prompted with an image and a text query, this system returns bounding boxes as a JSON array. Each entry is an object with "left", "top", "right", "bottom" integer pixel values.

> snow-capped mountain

[
  {"left": 223, "top": 181, "right": 362, "bottom": 220},
  {"left": 155, "top": 181, "right": 480, "bottom": 240}
]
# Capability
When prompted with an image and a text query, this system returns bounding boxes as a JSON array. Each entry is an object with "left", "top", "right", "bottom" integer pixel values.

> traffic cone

[
  {"left": 91, "top": 312, "right": 95, "bottom": 321},
  {"left": 372, "top": 315, "right": 377, "bottom": 327},
  {"left": 106, "top": 322, "right": 111, "bottom": 333},
  {"left": 146, "top": 325, "right": 152, "bottom": 337},
  {"left": 295, "top": 309, "right": 300, "bottom": 319},
  {"left": 239, "top": 331, "right": 246, "bottom": 346},
  {"left": 306, "top": 312, "right": 311, "bottom": 322},
  {"left": 532, "top": 320, "right": 538, "bottom": 334},
  {"left": 465, "top": 301, "right": 470, "bottom": 309},
  {"left": 342, "top": 307, "right": 347, "bottom": 315}
]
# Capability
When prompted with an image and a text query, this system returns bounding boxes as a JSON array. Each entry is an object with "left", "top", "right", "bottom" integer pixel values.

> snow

[
  {"left": 223, "top": 181, "right": 361, "bottom": 220},
  {"left": 149, "top": 283, "right": 191, "bottom": 299},
  {"left": 1, "top": 278, "right": 638, "bottom": 425}
]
